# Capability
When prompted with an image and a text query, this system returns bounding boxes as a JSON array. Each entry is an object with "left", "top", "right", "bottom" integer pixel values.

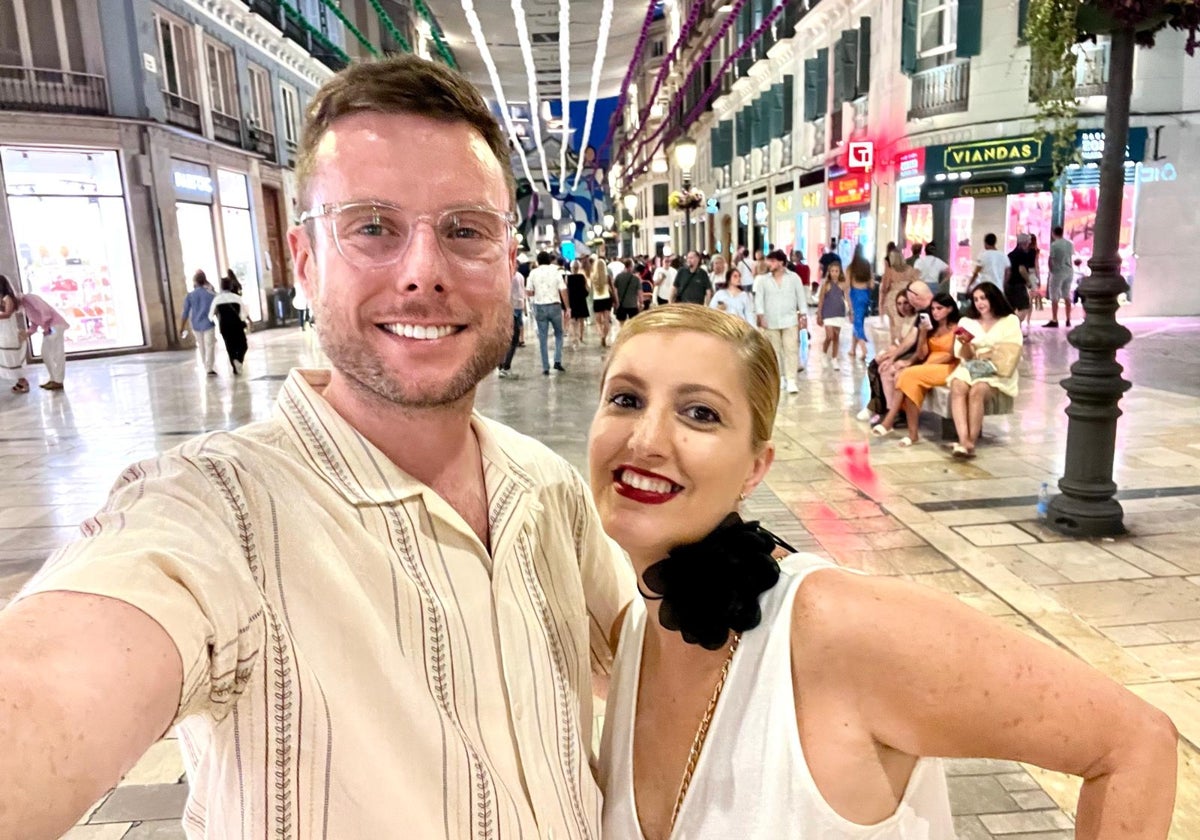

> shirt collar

[{"left": 276, "top": 369, "right": 535, "bottom": 506}]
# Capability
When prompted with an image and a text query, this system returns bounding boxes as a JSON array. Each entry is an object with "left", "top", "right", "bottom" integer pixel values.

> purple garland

[
  {"left": 627, "top": 0, "right": 787, "bottom": 182},
  {"left": 599, "top": 0, "right": 661, "bottom": 156},
  {"left": 611, "top": 0, "right": 709, "bottom": 165}
]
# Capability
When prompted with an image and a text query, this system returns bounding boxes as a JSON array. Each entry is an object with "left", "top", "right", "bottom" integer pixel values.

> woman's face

[
  {"left": 930, "top": 301, "right": 953, "bottom": 325},
  {"left": 728, "top": 270, "right": 741, "bottom": 290},
  {"left": 896, "top": 294, "right": 914, "bottom": 317},
  {"left": 973, "top": 290, "right": 992, "bottom": 316},
  {"left": 828, "top": 264, "right": 842, "bottom": 283},
  {"left": 589, "top": 330, "right": 773, "bottom": 567}
]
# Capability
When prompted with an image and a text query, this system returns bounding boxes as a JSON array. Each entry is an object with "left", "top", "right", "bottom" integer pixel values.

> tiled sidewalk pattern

[{"left": 3, "top": 316, "right": 1199, "bottom": 837}]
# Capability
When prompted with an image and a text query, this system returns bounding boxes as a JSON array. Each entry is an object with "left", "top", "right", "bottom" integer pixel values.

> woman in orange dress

[{"left": 871, "top": 292, "right": 961, "bottom": 446}]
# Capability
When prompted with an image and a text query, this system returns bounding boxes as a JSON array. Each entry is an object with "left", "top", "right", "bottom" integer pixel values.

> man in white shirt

[
  {"left": 969, "top": 232, "right": 1008, "bottom": 301},
  {"left": 756, "top": 249, "right": 809, "bottom": 393},
  {"left": 0, "top": 54, "right": 634, "bottom": 840},
  {"left": 526, "top": 250, "right": 569, "bottom": 375},
  {"left": 914, "top": 241, "right": 950, "bottom": 294},
  {"left": 1046, "top": 225, "right": 1076, "bottom": 328}
]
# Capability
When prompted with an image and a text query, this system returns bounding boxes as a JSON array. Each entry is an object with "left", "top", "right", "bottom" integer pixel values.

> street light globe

[
  {"left": 673, "top": 135, "right": 698, "bottom": 172},
  {"left": 623, "top": 193, "right": 638, "bottom": 213},
  {"left": 593, "top": 224, "right": 604, "bottom": 236},
  {"left": 603, "top": 213, "right": 615, "bottom": 229}
]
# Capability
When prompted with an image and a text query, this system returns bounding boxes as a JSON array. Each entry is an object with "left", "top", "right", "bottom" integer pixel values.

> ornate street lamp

[
  {"left": 623, "top": 192, "right": 639, "bottom": 255},
  {"left": 673, "top": 135, "right": 698, "bottom": 254}
]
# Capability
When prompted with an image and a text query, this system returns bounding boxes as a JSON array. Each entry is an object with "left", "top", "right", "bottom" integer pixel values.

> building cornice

[{"left": 187, "top": 0, "right": 334, "bottom": 88}]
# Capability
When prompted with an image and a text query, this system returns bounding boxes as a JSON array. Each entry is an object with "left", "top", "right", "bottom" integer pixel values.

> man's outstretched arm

[{"left": 0, "top": 592, "right": 182, "bottom": 840}]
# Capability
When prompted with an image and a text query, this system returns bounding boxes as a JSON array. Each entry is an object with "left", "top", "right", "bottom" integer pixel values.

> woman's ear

[{"left": 742, "top": 442, "right": 776, "bottom": 499}]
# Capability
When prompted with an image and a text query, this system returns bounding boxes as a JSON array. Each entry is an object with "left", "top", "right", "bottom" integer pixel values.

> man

[
  {"left": 669, "top": 250, "right": 713, "bottom": 305},
  {"left": 904, "top": 278, "right": 935, "bottom": 315},
  {"left": 1046, "top": 226, "right": 1076, "bottom": 328},
  {"left": 1005, "top": 233, "right": 1036, "bottom": 329},
  {"left": 709, "top": 254, "right": 728, "bottom": 289},
  {"left": 914, "top": 241, "right": 950, "bottom": 294},
  {"left": 19, "top": 291, "right": 68, "bottom": 390},
  {"left": 179, "top": 270, "right": 217, "bottom": 375},
  {"left": 735, "top": 245, "right": 756, "bottom": 289},
  {"left": 0, "top": 55, "right": 633, "bottom": 840},
  {"left": 526, "top": 250, "right": 569, "bottom": 375},
  {"left": 969, "top": 233, "right": 1007, "bottom": 300},
  {"left": 613, "top": 258, "right": 642, "bottom": 324},
  {"left": 906, "top": 242, "right": 923, "bottom": 268},
  {"left": 818, "top": 237, "right": 841, "bottom": 278},
  {"left": 497, "top": 267, "right": 525, "bottom": 378},
  {"left": 756, "top": 249, "right": 809, "bottom": 393}
]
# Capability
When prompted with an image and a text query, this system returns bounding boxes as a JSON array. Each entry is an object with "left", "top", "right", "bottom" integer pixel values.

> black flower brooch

[{"left": 640, "top": 513, "right": 795, "bottom": 650}]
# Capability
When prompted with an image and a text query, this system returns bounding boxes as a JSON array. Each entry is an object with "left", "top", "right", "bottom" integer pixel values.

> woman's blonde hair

[{"left": 601, "top": 304, "right": 780, "bottom": 449}]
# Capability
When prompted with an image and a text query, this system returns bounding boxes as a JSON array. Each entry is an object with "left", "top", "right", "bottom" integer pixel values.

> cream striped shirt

[{"left": 19, "top": 369, "right": 635, "bottom": 839}]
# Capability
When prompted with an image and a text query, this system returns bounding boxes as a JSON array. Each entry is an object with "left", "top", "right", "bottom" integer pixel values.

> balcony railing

[
  {"left": 163, "top": 91, "right": 202, "bottom": 132},
  {"left": 212, "top": 111, "right": 242, "bottom": 146},
  {"left": 248, "top": 125, "right": 277, "bottom": 159},
  {"left": 1074, "top": 40, "right": 1110, "bottom": 97},
  {"left": 0, "top": 66, "right": 109, "bottom": 115},
  {"left": 908, "top": 60, "right": 971, "bottom": 120},
  {"left": 246, "top": 0, "right": 350, "bottom": 73}
]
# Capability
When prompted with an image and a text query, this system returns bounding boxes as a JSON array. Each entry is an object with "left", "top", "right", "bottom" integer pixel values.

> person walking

[
  {"left": 847, "top": 245, "right": 874, "bottom": 363},
  {"left": 880, "top": 249, "right": 918, "bottom": 345},
  {"left": 526, "top": 250, "right": 568, "bottom": 375},
  {"left": 179, "top": 270, "right": 218, "bottom": 376},
  {"left": 969, "top": 233, "right": 1008, "bottom": 300},
  {"left": 19, "top": 291, "right": 69, "bottom": 390},
  {"left": 914, "top": 241, "right": 950, "bottom": 294},
  {"left": 816, "top": 261, "right": 851, "bottom": 372},
  {"left": 566, "top": 259, "right": 590, "bottom": 346},
  {"left": 498, "top": 268, "right": 525, "bottom": 378},
  {"left": 653, "top": 256, "right": 678, "bottom": 307},
  {"left": 613, "top": 259, "right": 642, "bottom": 325},
  {"left": 709, "top": 267, "right": 756, "bottom": 327},
  {"left": 756, "top": 249, "right": 808, "bottom": 393},
  {"left": 1046, "top": 226, "right": 1076, "bottom": 327},
  {"left": 669, "top": 251, "right": 713, "bottom": 306},
  {"left": 208, "top": 275, "right": 251, "bottom": 375},
  {"left": 1005, "top": 234, "right": 1035, "bottom": 334},
  {"left": 0, "top": 274, "right": 29, "bottom": 394},
  {"left": 590, "top": 254, "right": 615, "bottom": 346},
  {"left": 291, "top": 281, "right": 310, "bottom": 330}
]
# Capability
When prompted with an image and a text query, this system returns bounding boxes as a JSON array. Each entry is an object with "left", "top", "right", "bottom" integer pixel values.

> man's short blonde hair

[{"left": 296, "top": 55, "right": 516, "bottom": 209}]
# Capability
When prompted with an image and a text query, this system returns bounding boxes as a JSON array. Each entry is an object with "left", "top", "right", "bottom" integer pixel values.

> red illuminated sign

[
  {"left": 829, "top": 174, "right": 872, "bottom": 208},
  {"left": 897, "top": 148, "right": 926, "bottom": 179},
  {"left": 847, "top": 141, "right": 874, "bottom": 172}
]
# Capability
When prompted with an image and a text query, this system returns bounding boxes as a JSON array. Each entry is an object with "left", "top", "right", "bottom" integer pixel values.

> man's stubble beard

[{"left": 311, "top": 293, "right": 512, "bottom": 411}]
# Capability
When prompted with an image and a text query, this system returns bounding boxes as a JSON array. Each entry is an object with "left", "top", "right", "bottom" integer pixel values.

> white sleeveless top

[{"left": 599, "top": 554, "right": 956, "bottom": 839}]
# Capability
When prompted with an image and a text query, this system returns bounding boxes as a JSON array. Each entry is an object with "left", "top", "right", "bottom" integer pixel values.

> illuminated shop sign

[
  {"left": 828, "top": 174, "right": 872, "bottom": 208},
  {"left": 941, "top": 137, "right": 1043, "bottom": 172},
  {"left": 171, "top": 159, "right": 215, "bottom": 204},
  {"left": 1076, "top": 127, "right": 1148, "bottom": 163},
  {"left": 847, "top": 141, "right": 874, "bottom": 173},
  {"left": 800, "top": 190, "right": 821, "bottom": 209},
  {"left": 958, "top": 183, "right": 1007, "bottom": 198},
  {"left": 897, "top": 148, "right": 925, "bottom": 179}
]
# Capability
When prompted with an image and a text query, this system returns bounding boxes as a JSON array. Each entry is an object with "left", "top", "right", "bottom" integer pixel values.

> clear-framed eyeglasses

[{"left": 298, "top": 200, "right": 517, "bottom": 269}]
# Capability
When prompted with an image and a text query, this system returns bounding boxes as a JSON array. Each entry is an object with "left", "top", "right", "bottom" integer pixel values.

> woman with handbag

[{"left": 946, "top": 283, "right": 1023, "bottom": 458}]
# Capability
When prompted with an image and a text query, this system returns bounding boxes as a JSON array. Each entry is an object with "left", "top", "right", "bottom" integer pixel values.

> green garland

[
  {"left": 366, "top": 0, "right": 413, "bottom": 53},
  {"left": 1027, "top": 0, "right": 1083, "bottom": 177},
  {"left": 280, "top": 0, "right": 352, "bottom": 65},
  {"left": 413, "top": 0, "right": 458, "bottom": 68},
  {"left": 316, "top": 0, "right": 379, "bottom": 57}
]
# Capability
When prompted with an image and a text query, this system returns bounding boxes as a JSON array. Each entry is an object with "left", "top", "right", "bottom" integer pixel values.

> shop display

[
  {"left": 1005, "top": 192, "right": 1053, "bottom": 278},
  {"left": 949, "top": 197, "right": 975, "bottom": 296},
  {"left": 1063, "top": 184, "right": 1138, "bottom": 291},
  {"left": 904, "top": 203, "right": 933, "bottom": 251}
]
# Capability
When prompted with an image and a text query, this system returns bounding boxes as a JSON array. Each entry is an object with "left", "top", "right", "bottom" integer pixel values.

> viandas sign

[{"left": 938, "top": 137, "right": 1045, "bottom": 173}]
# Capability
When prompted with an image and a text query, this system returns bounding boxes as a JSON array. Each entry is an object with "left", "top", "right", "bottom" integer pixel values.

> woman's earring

[{"left": 738, "top": 491, "right": 747, "bottom": 501}]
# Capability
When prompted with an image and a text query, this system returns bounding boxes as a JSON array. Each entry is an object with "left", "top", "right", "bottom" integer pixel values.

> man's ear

[{"left": 287, "top": 225, "right": 317, "bottom": 302}]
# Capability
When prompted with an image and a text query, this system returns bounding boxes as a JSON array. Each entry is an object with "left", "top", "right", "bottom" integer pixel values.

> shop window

[
  {"left": 205, "top": 40, "right": 238, "bottom": 117},
  {"left": 917, "top": 0, "right": 957, "bottom": 67},
  {"left": 156, "top": 11, "right": 199, "bottom": 102},
  {"left": 280, "top": 82, "right": 301, "bottom": 149},
  {"left": 247, "top": 64, "right": 275, "bottom": 134}
]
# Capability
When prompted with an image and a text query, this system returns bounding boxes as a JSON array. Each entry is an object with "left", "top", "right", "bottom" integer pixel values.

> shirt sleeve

[
  {"left": 14, "top": 448, "right": 266, "bottom": 725},
  {"left": 567, "top": 467, "right": 635, "bottom": 674},
  {"left": 181, "top": 295, "right": 193, "bottom": 322}
]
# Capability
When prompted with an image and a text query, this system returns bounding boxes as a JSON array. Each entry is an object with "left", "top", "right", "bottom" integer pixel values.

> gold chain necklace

[{"left": 668, "top": 631, "right": 742, "bottom": 833}]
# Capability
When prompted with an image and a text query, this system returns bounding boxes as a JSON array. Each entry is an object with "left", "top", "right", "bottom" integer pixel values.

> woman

[
  {"left": 847, "top": 246, "right": 874, "bottom": 363},
  {"left": 871, "top": 292, "right": 961, "bottom": 446},
  {"left": 566, "top": 259, "right": 590, "bottom": 347},
  {"left": 1028, "top": 233, "right": 1044, "bottom": 313},
  {"left": 947, "top": 282, "right": 1023, "bottom": 458},
  {"left": 708, "top": 268, "right": 755, "bottom": 327},
  {"left": 591, "top": 305, "right": 1177, "bottom": 840},
  {"left": 879, "top": 248, "right": 917, "bottom": 345},
  {"left": 0, "top": 275, "right": 29, "bottom": 394},
  {"left": 816, "top": 261, "right": 851, "bottom": 372},
  {"left": 709, "top": 255, "right": 728, "bottom": 291},
  {"left": 208, "top": 275, "right": 252, "bottom": 375},
  {"left": 590, "top": 256, "right": 615, "bottom": 347}
]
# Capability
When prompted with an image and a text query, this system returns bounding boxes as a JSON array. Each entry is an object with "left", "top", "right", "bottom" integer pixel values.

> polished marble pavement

[{"left": 2, "top": 312, "right": 1199, "bottom": 838}]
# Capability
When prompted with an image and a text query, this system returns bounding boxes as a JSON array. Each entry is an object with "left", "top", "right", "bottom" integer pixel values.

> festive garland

[
  {"left": 598, "top": 0, "right": 662, "bottom": 156},
  {"left": 365, "top": 0, "right": 413, "bottom": 53},
  {"left": 613, "top": 0, "right": 712, "bottom": 167},
  {"left": 279, "top": 0, "right": 351, "bottom": 65},
  {"left": 558, "top": 0, "right": 571, "bottom": 186},
  {"left": 509, "top": 0, "right": 555, "bottom": 191},
  {"left": 316, "top": 0, "right": 379, "bottom": 57},
  {"left": 414, "top": 0, "right": 458, "bottom": 68}
]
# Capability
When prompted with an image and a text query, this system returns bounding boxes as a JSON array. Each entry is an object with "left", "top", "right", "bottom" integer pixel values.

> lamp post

[
  {"left": 623, "top": 192, "right": 639, "bottom": 256},
  {"left": 673, "top": 135, "right": 698, "bottom": 255}
]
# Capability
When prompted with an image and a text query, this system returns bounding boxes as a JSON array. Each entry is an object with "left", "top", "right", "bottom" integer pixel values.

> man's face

[
  {"left": 767, "top": 257, "right": 782, "bottom": 273},
  {"left": 686, "top": 252, "right": 700, "bottom": 270},
  {"left": 288, "top": 111, "right": 515, "bottom": 409}
]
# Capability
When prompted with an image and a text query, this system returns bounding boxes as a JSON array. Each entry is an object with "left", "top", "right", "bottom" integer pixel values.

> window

[
  {"left": 918, "top": 0, "right": 957, "bottom": 60},
  {"left": 247, "top": 64, "right": 275, "bottom": 134},
  {"left": 156, "top": 11, "right": 199, "bottom": 101},
  {"left": 652, "top": 184, "right": 670, "bottom": 216},
  {"left": 280, "top": 82, "right": 301, "bottom": 147},
  {"left": 651, "top": 39, "right": 665, "bottom": 58},
  {"left": 0, "top": 0, "right": 88, "bottom": 74},
  {"left": 205, "top": 40, "right": 238, "bottom": 116}
]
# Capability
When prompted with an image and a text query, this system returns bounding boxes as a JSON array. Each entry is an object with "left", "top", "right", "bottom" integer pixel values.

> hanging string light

[
  {"left": 458, "top": 0, "right": 537, "bottom": 187},
  {"left": 570, "top": 0, "right": 616, "bottom": 189},
  {"left": 509, "top": 0, "right": 555, "bottom": 192},
  {"left": 558, "top": 0, "right": 571, "bottom": 188}
]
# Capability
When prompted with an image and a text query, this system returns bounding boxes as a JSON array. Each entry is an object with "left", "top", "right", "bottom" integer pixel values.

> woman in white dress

[
  {"left": 0, "top": 275, "right": 29, "bottom": 394},
  {"left": 589, "top": 304, "right": 1176, "bottom": 840}
]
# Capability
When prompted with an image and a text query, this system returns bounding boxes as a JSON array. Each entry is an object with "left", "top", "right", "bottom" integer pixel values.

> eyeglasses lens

[{"left": 331, "top": 204, "right": 510, "bottom": 267}]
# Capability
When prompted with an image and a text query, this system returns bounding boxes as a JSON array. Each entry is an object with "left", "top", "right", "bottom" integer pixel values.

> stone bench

[{"left": 923, "top": 385, "right": 1015, "bottom": 440}]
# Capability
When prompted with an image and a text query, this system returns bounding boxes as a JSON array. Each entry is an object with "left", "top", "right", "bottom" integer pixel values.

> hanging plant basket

[{"left": 669, "top": 188, "right": 706, "bottom": 211}]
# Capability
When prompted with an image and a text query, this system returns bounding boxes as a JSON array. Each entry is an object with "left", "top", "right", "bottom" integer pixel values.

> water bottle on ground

[{"left": 1036, "top": 482, "right": 1050, "bottom": 520}]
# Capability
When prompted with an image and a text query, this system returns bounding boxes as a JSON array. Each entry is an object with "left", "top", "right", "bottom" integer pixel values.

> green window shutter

[
  {"left": 1017, "top": 0, "right": 1029, "bottom": 40},
  {"left": 833, "top": 38, "right": 845, "bottom": 106},
  {"left": 901, "top": 0, "right": 918, "bottom": 74},
  {"left": 737, "top": 108, "right": 752, "bottom": 157},
  {"left": 769, "top": 83, "right": 785, "bottom": 139},
  {"left": 782, "top": 74, "right": 795, "bottom": 135},
  {"left": 710, "top": 126, "right": 722, "bottom": 168},
  {"left": 858, "top": 18, "right": 872, "bottom": 96},
  {"left": 816, "top": 47, "right": 829, "bottom": 115},
  {"left": 957, "top": 0, "right": 984, "bottom": 57},
  {"left": 751, "top": 97, "right": 766, "bottom": 148},
  {"left": 719, "top": 120, "right": 734, "bottom": 166},
  {"left": 839, "top": 29, "right": 859, "bottom": 102},
  {"left": 803, "top": 58, "right": 818, "bottom": 122}
]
